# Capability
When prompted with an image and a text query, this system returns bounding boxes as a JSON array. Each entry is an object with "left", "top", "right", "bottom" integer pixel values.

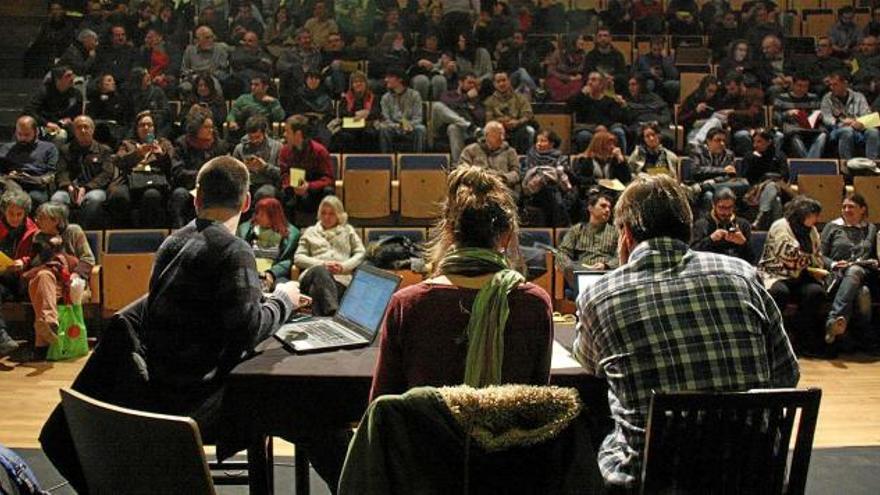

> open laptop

[
  {"left": 274, "top": 265, "right": 401, "bottom": 353},
  {"left": 575, "top": 270, "right": 606, "bottom": 302}
]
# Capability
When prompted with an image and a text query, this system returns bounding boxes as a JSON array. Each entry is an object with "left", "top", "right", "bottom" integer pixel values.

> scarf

[
  {"left": 526, "top": 147, "right": 562, "bottom": 169},
  {"left": 186, "top": 134, "right": 215, "bottom": 151},
  {"left": 790, "top": 220, "right": 814, "bottom": 254},
  {"left": 438, "top": 248, "right": 525, "bottom": 387},
  {"left": 344, "top": 90, "right": 374, "bottom": 113}
]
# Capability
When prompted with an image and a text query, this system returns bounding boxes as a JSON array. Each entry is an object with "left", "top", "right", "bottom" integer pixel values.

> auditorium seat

[
  {"left": 853, "top": 176, "right": 880, "bottom": 224},
  {"left": 342, "top": 154, "right": 394, "bottom": 219},
  {"left": 802, "top": 9, "right": 836, "bottom": 38},
  {"left": 788, "top": 158, "right": 840, "bottom": 183},
  {"left": 553, "top": 227, "right": 575, "bottom": 313},
  {"left": 678, "top": 73, "right": 710, "bottom": 104},
  {"left": 678, "top": 156, "right": 694, "bottom": 183},
  {"left": 396, "top": 154, "right": 449, "bottom": 219},
  {"left": 519, "top": 228, "right": 554, "bottom": 298},
  {"left": 84, "top": 230, "right": 103, "bottom": 305},
  {"left": 749, "top": 230, "right": 768, "bottom": 264},
  {"left": 797, "top": 175, "right": 845, "bottom": 223},
  {"left": 330, "top": 153, "right": 342, "bottom": 198},
  {"left": 102, "top": 230, "right": 168, "bottom": 314},
  {"left": 534, "top": 114, "right": 573, "bottom": 154}
]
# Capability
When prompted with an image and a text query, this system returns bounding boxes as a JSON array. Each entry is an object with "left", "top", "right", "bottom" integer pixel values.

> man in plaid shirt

[{"left": 574, "top": 175, "right": 800, "bottom": 491}]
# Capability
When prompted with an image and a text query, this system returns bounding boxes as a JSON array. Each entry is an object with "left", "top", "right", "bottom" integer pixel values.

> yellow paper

[
  {"left": 289, "top": 168, "right": 306, "bottom": 186},
  {"left": 342, "top": 117, "right": 365, "bottom": 129},
  {"left": 857, "top": 112, "right": 880, "bottom": 128},
  {"left": 0, "top": 251, "right": 14, "bottom": 271},
  {"left": 645, "top": 167, "right": 671, "bottom": 176},
  {"left": 256, "top": 258, "right": 273, "bottom": 273}
]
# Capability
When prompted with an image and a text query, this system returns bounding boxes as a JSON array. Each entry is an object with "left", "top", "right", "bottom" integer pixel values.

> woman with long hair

[
  {"left": 717, "top": 39, "right": 753, "bottom": 81},
  {"left": 331, "top": 71, "right": 381, "bottom": 152},
  {"left": 371, "top": 165, "right": 553, "bottom": 398},
  {"left": 627, "top": 122, "right": 679, "bottom": 179},
  {"left": 454, "top": 33, "right": 493, "bottom": 83},
  {"left": 571, "top": 130, "right": 632, "bottom": 195},
  {"left": 238, "top": 197, "right": 300, "bottom": 292},
  {"left": 679, "top": 75, "right": 721, "bottom": 134},
  {"left": 128, "top": 67, "right": 171, "bottom": 138},
  {"left": 544, "top": 35, "right": 586, "bottom": 102},
  {"left": 183, "top": 73, "right": 227, "bottom": 125},
  {"left": 294, "top": 195, "right": 365, "bottom": 316},
  {"left": 758, "top": 196, "right": 834, "bottom": 357},
  {"left": 170, "top": 105, "right": 228, "bottom": 228},
  {"left": 819, "top": 193, "right": 879, "bottom": 351}
]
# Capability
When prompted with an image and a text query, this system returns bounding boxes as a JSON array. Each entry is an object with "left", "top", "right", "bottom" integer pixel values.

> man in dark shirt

[
  {"left": 144, "top": 155, "right": 298, "bottom": 437},
  {"left": 95, "top": 25, "right": 137, "bottom": 90},
  {"left": 582, "top": 28, "right": 627, "bottom": 82},
  {"left": 691, "top": 188, "right": 753, "bottom": 262},
  {"left": 568, "top": 71, "right": 628, "bottom": 152},
  {"left": 0, "top": 115, "right": 58, "bottom": 207},
  {"left": 804, "top": 37, "right": 847, "bottom": 95},
  {"left": 431, "top": 73, "right": 485, "bottom": 162}
]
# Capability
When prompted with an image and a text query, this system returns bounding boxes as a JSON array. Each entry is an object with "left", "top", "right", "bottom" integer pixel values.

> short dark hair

[
  {"left": 784, "top": 195, "right": 822, "bottom": 227},
  {"left": 713, "top": 187, "right": 737, "bottom": 204},
  {"left": 723, "top": 72, "right": 744, "bottom": 85},
  {"left": 285, "top": 114, "right": 310, "bottom": 137},
  {"left": 250, "top": 73, "right": 270, "bottom": 87},
  {"left": 845, "top": 192, "right": 868, "bottom": 214},
  {"left": 614, "top": 175, "right": 692, "bottom": 244},
  {"left": 587, "top": 189, "right": 612, "bottom": 208},
  {"left": 245, "top": 114, "right": 268, "bottom": 134},
  {"left": 196, "top": 156, "right": 250, "bottom": 210},
  {"left": 706, "top": 127, "right": 727, "bottom": 142},
  {"left": 793, "top": 73, "right": 811, "bottom": 84},
  {"left": 536, "top": 129, "right": 560, "bottom": 148}
]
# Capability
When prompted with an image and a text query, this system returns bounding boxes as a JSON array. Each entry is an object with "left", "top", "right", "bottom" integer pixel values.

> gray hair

[
  {"left": 36, "top": 201, "right": 69, "bottom": 231},
  {"left": 77, "top": 29, "right": 98, "bottom": 43},
  {"left": 614, "top": 175, "right": 693, "bottom": 244},
  {"left": 318, "top": 195, "right": 348, "bottom": 226},
  {"left": 483, "top": 121, "right": 504, "bottom": 135},
  {"left": 0, "top": 189, "right": 32, "bottom": 214}
]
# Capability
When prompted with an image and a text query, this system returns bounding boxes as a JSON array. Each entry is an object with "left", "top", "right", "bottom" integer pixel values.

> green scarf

[{"left": 438, "top": 247, "right": 525, "bottom": 387}]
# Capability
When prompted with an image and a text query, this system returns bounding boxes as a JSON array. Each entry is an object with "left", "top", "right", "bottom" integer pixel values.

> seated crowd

[{"left": 2, "top": 1, "right": 880, "bottom": 492}]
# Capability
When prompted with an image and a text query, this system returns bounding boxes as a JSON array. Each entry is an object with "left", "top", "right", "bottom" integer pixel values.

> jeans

[
  {"left": 510, "top": 68, "right": 538, "bottom": 93},
  {"left": 574, "top": 125, "right": 627, "bottom": 154},
  {"left": 379, "top": 124, "right": 427, "bottom": 153},
  {"left": 431, "top": 102, "right": 471, "bottom": 162},
  {"left": 758, "top": 181, "right": 783, "bottom": 214},
  {"left": 830, "top": 126, "right": 880, "bottom": 159},
  {"left": 787, "top": 131, "right": 828, "bottom": 158},
  {"left": 829, "top": 265, "right": 872, "bottom": 326},
  {"left": 411, "top": 74, "right": 448, "bottom": 101},
  {"left": 51, "top": 188, "right": 108, "bottom": 230}
]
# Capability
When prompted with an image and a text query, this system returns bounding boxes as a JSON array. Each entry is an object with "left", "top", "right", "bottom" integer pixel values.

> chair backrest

[
  {"left": 678, "top": 156, "right": 694, "bottom": 183},
  {"left": 802, "top": 9, "right": 836, "bottom": 37},
  {"left": 797, "top": 175, "right": 845, "bottom": 223},
  {"left": 678, "top": 72, "right": 710, "bottom": 103},
  {"left": 750, "top": 230, "right": 768, "bottom": 263},
  {"left": 85, "top": 230, "right": 103, "bottom": 265},
  {"left": 853, "top": 175, "right": 880, "bottom": 224},
  {"left": 641, "top": 388, "right": 822, "bottom": 495},
  {"left": 534, "top": 114, "right": 573, "bottom": 154},
  {"left": 397, "top": 154, "right": 449, "bottom": 219},
  {"left": 342, "top": 154, "right": 394, "bottom": 219},
  {"left": 102, "top": 230, "right": 168, "bottom": 312},
  {"left": 788, "top": 158, "right": 839, "bottom": 182},
  {"left": 60, "top": 388, "right": 215, "bottom": 495},
  {"left": 104, "top": 229, "right": 168, "bottom": 254}
]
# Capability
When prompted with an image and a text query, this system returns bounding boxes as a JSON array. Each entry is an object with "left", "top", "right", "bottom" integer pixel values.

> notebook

[
  {"left": 274, "top": 265, "right": 401, "bottom": 353},
  {"left": 575, "top": 270, "right": 606, "bottom": 302}
]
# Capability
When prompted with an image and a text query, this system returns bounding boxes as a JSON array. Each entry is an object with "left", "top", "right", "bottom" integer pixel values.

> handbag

[
  {"left": 46, "top": 304, "right": 89, "bottom": 361},
  {"left": 129, "top": 171, "right": 169, "bottom": 192}
]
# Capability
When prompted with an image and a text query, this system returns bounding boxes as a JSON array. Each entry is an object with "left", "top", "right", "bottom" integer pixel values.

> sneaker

[
  {"left": 825, "top": 316, "right": 847, "bottom": 344},
  {"left": 0, "top": 329, "right": 19, "bottom": 358}
]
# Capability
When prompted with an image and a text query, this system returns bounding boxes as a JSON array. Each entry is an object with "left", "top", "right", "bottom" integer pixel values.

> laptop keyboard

[{"left": 300, "top": 320, "right": 357, "bottom": 345}]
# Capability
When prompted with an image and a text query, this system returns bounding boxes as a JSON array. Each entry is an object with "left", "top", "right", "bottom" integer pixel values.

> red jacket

[
  {"left": 278, "top": 139, "right": 334, "bottom": 191},
  {"left": 0, "top": 217, "right": 38, "bottom": 265}
]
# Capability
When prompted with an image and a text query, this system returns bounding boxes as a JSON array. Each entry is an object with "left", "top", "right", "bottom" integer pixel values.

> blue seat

[
  {"left": 85, "top": 230, "right": 103, "bottom": 264},
  {"left": 788, "top": 159, "right": 839, "bottom": 183},
  {"left": 105, "top": 230, "right": 167, "bottom": 254},
  {"left": 397, "top": 154, "right": 448, "bottom": 171},
  {"left": 679, "top": 157, "right": 693, "bottom": 183}
]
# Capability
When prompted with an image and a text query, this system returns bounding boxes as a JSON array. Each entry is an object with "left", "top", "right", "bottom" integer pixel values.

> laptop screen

[
  {"left": 337, "top": 267, "right": 399, "bottom": 334},
  {"left": 576, "top": 272, "right": 605, "bottom": 301}
]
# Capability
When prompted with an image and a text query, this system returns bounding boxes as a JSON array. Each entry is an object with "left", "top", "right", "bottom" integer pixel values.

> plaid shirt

[
  {"left": 559, "top": 221, "right": 620, "bottom": 269},
  {"left": 574, "top": 237, "right": 799, "bottom": 488}
]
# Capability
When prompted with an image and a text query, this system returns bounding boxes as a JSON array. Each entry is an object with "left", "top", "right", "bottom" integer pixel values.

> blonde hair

[
  {"left": 318, "top": 195, "right": 348, "bottom": 226},
  {"left": 426, "top": 165, "right": 520, "bottom": 272}
]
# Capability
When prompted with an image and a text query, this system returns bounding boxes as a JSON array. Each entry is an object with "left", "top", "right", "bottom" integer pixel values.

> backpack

[{"left": 366, "top": 235, "right": 424, "bottom": 270}]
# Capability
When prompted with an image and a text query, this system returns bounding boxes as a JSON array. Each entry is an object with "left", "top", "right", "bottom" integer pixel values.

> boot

[{"left": 0, "top": 328, "right": 19, "bottom": 358}]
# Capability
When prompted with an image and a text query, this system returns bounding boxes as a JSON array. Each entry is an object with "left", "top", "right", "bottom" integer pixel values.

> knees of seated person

[{"left": 299, "top": 265, "right": 341, "bottom": 316}]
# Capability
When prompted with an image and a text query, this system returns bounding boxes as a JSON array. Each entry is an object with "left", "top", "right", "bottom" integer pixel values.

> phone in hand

[
  {"left": 298, "top": 294, "right": 313, "bottom": 307},
  {"left": 145, "top": 133, "right": 155, "bottom": 144}
]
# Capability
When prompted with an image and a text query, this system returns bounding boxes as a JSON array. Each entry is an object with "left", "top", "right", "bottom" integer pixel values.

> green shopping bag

[{"left": 46, "top": 304, "right": 89, "bottom": 361}]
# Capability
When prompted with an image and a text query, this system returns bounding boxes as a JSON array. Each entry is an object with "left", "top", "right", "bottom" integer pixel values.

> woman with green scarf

[{"left": 370, "top": 165, "right": 553, "bottom": 400}]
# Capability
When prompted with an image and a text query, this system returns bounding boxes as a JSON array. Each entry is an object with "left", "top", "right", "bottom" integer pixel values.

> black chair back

[{"left": 641, "top": 388, "right": 822, "bottom": 495}]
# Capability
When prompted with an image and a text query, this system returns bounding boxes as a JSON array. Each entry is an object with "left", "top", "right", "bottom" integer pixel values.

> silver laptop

[
  {"left": 274, "top": 265, "right": 401, "bottom": 353},
  {"left": 575, "top": 270, "right": 606, "bottom": 301}
]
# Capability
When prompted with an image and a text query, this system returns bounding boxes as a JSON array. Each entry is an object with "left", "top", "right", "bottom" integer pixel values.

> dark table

[{"left": 225, "top": 324, "right": 608, "bottom": 495}]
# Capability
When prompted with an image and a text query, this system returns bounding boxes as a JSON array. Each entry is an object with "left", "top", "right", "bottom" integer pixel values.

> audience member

[
  {"left": 95, "top": 25, "right": 138, "bottom": 90},
  {"left": 571, "top": 130, "right": 632, "bottom": 189},
  {"left": 544, "top": 35, "right": 586, "bottom": 103},
  {"left": 25, "top": 2, "right": 76, "bottom": 77},
  {"left": 294, "top": 195, "right": 365, "bottom": 316},
  {"left": 279, "top": 115, "right": 335, "bottom": 224},
  {"left": 371, "top": 164, "right": 553, "bottom": 397},
  {"left": 86, "top": 73, "right": 128, "bottom": 146},
  {"left": 582, "top": 28, "right": 627, "bottom": 85},
  {"left": 717, "top": 40, "right": 754, "bottom": 82},
  {"left": 230, "top": 1, "right": 265, "bottom": 43},
  {"left": 227, "top": 74, "right": 285, "bottom": 138},
  {"left": 289, "top": 70, "right": 334, "bottom": 145},
  {"left": 229, "top": 31, "right": 275, "bottom": 95},
  {"left": 0, "top": 116, "right": 59, "bottom": 208},
  {"left": 820, "top": 193, "right": 878, "bottom": 350},
  {"left": 575, "top": 174, "right": 799, "bottom": 491},
  {"left": 22, "top": 202, "right": 95, "bottom": 362},
  {"left": 140, "top": 28, "right": 180, "bottom": 92},
  {"left": 758, "top": 196, "right": 833, "bottom": 357},
  {"left": 821, "top": 71, "right": 879, "bottom": 161},
  {"left": 231, "top": 115, "right": 282, "bottom": 202},
  {"left": 113, "top": 111, "right": 177, "bottom": 228},
  {"left": 558, "top": 189, "right": 618, "bottom": 289},
  {"left": 624, "top": 75, "right": 672, "bottom": 139},
  {"left": 53, "top": 116, "right": 116, "bottom": 230},
  {"left": 484, "top": 71, "right": 535, "bottom": 154},
  {"left": 453, "top": 33, "right": 493, "bottom": 83},
  {"left": 277, "top": 29, "right": 323, "bottom": 102},
  {"left": 458, "top": 121, "right": 521, "bottom": 200},
  {"left": 180, "top": 26, "right": 231, "bottom": 95},
  {"left": 773, "top": 74, "right": 826, "bottom": 158},
  {"left": 0, "top": 189, "right": 37, "bottom": 357},
  {"left": 829, "top": 6, "right": 861, "bottom": 56},
  {"left": 410, "top": 33, "right": 447, "bottom": 101},
  {"left": 24, "top": 66, "right": 82, "bottom": 146},
  {"left": 569, "top": 71, "right": 628, "bottom": 153},
  {"left": 690, "top": 187, "right": 753, "bottom": 262},
  {"left": 171, "top": 106, "right": 229, "bottom": 228},
  {"left": 237, "top": 197, "right": 300, "bottom": 292},
  {"left": 127, "top": 66, "right": 171, "bottom": 138},
  {"left": 627, "top": 122, "right": 678, "bottom": 179},
  {"left": 184, "top": 73, "right": 228, "bottom": 125},
  {"left": 742, "top": 129, "right": 792, "bottom": 230},
  {"left": 303, "top": 1, "right": 339, "bottom": 48},
  {"left": 806, "top": 37, "right": 847, "bottom": 95},
  {"left": 521, "top": 130, "right": 573, "bottom": 227},
  {"left": 635, "top": 37, "right": 679, "bottom": 104},
  {"left": 754, "top": 34, "right": 793, "bottom": 101},
  {"left": 679, "top": 75, "right": 722, "bottom": 138},
  {"left": 332, "top": 71, "right": 381, "bottom": 153},
  {"left": 497, "top": 31, "right": 541, "bottom": 95},
  {"left": 378, "top": 68, "right": 427, "bottom": 153},
  {"left": 59, "top": 29, "right": 99, "bottom": 78},
  {"left": 431, "top": 73, "right": 484, "bottom": 162}
]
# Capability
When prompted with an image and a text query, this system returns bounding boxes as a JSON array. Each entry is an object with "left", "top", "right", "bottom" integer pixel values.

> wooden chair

[
  {"left": 802, "top": 9, "right": 836, "bottom": 37},
  {"left": 330, "top": 153, "right": 343, "bottom": 198},
  {"left": 396, "top": 154, "right": 449, "bottom": 219},
  {"left": 552, "top": 227, "right": 576, "bottom": 313},
  {"left": 641, "top": 388, "right": 822, "bottom": 495},
  {"left": 60, "top": 388, "right": 216, "bottom": 495},
  {"left": 364, "top": 227, "right": 428, "bottom": 288},
  {"left": 102, "top": 230, "right": 168, "bottom": 313},
  {"left": 678, "top": 72, "right": 710, "bottom": 103},
  {"left": 611, "top": 40, "right": 634, "bottom": 66},
  {"left": 84, "top": 230, "right": 103, "bottom": 305},
  {"left": 342, "top": 154, "right": 394, "bottom": 219},
  {"left": 534, "top": 114, "right": 573, "bottom": 154},
  {"left": 853, "top": 175, "right": 880, "bottom": 223},
  {"left": 798, "top": 175, "right": 845, "bottom": 223}
]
